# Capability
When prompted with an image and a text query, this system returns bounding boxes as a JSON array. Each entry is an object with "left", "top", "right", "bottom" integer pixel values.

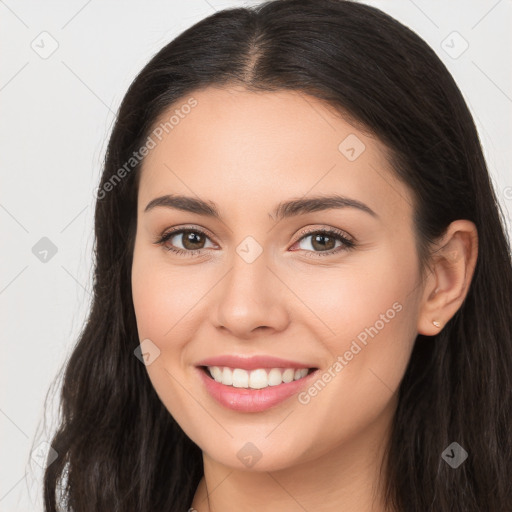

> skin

[{"left": 131, "top": 86, "right": 478, "bottom": 512}]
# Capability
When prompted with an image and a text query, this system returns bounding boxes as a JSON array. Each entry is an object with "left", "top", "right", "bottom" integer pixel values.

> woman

[{"left": 43, "top": 0, "right": 512, "bottom": 510}]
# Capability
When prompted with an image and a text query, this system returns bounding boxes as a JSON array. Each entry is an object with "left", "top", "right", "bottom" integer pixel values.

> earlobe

[{"left": 417, "top": 220, "right": 478, "bottom": 336}]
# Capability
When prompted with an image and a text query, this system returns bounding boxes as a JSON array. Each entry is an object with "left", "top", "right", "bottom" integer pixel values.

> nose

[{"left": 213, "top": 250, "right": 290, "bottom": 340}]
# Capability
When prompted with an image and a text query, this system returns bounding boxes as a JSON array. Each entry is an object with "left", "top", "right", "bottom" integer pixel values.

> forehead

[{"left": 137, "top": 86, "right": 413, "bottom": 222}]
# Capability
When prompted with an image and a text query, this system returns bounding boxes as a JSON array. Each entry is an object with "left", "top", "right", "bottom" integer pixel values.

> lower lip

[{"left": 197, "top": 367, "right": 319, "bottom": 412}]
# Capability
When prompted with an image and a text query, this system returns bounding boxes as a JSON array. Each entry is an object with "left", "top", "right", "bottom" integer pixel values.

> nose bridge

[
  {"left": 213, "top": 236, "right": 289, "bottom": 337},
  {"left": 223, "top": 237, "right": 275, "bottom": 308}
]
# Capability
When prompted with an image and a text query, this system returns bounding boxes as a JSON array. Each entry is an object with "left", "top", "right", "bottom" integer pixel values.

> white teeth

[
  {"left": 222, "top": 367, "right": 233, "bottom": 386},
  {"left": 282, "top": 368, "right": 295, "bottom": 383},
  {"left": 268, "top": 368, "right": 283, "bottom": 386},
  {"left": 249, "top": 369, "right": 268, "bottom": 389},
  {"left": 206, "top": 366, "right": 310, "bottom": 389},
  {"left": 232, "top": 368, "right": 248, "bottom": 388},
  {"left": 210, "top": 366, "right": 223, "bottom": 382}
]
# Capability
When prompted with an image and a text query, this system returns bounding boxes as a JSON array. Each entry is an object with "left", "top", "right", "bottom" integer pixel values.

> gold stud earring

[{"left": 433, "top": 320, "right": 441, "bottom": 328}]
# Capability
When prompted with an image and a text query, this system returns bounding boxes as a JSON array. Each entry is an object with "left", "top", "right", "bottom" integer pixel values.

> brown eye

[
  {"left": 303, "top": 232, "right": 338, "bottom": 251},
  {"left": 176, "top": 230, "right": 207, "bottom": 250},
  {"left": 155, "top": 227, "right": 216, "bottom": 256},
  {"left": 291, "top": 228, "right": 356, "bottom": 258}
]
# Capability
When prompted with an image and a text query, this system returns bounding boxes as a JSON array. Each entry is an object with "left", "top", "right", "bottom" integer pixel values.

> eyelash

[{"left": 153, "top": 226, "right": 356, "bottom": 258}]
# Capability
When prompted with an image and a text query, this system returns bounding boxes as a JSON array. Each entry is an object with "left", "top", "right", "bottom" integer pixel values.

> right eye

[{"left": 155, "top": 227, "right": 217, "bottom": 256}]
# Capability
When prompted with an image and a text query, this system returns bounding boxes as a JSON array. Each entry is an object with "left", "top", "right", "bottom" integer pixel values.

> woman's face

[{"left": 131, "top": 86, "right": 426, "bottom": 472}]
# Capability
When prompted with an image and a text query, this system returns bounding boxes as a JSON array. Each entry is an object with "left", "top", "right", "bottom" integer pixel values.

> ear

[{"left": 417, "top": 220, "right": 478, "bottom": 336}]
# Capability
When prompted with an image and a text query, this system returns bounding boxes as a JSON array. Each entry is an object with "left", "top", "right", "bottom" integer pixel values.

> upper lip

[{"left": 196, "top": 355, "right": 317, "bottom": 371}]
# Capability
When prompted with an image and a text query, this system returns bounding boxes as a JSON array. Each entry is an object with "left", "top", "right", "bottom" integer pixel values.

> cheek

[
  {"left": 289, "top": 247, "right": 419, "bottom": 408},
  {"left": 131, "top": 250, "right": 210, "bottom": 425},
  {"left": 290, "top": 247, "right": 419, "bottom": 344},
  {"left": 131, "top": 248, "right": 220, "bottom": 409},
  {"left": 284, "top": 298, "right": 417, "bottom": 461},
  {"left": 131, "top": 246, "right": 208, "bottom": 343}
]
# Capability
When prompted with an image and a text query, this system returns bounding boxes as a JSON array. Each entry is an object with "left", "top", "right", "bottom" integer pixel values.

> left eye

[{"left": 290, "top": 229, "right": 355, "bottom": 256}]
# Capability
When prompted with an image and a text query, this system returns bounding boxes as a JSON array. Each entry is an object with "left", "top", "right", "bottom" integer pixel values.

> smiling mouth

[{"left": 200, "top": 365, "right": 318, "bottom": 389}]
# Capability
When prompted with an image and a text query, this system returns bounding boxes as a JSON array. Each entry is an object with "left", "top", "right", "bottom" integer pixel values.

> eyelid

[
  {"left": 155, "top": 224, "right": 217, "bottom": 244},
  {"left": 293, "top": 225, "right": 355, "bottom": 244}
]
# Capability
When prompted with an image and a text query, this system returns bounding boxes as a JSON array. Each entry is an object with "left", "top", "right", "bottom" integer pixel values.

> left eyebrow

[{"left": 144, "top": 193, "right": 379, "bottom": 220}]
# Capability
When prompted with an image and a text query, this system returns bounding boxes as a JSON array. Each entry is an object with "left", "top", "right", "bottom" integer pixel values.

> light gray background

[{"left": 1, "top": 1, "right": 511, "bottom": 510}]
